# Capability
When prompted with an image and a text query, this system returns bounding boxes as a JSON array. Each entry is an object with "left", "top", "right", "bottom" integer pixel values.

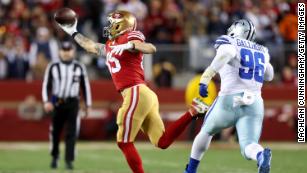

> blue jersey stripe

[
  {"left": 215, "top": 41, "right": 231, "bottom": 45},
  {"left": 217, "top": 37, "right": 229, "bottom": 42}
]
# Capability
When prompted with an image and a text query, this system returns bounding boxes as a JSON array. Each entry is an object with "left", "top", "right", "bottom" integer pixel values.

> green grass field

[{"left": 0, "top": 142, "right": 306, "bottom": 173}]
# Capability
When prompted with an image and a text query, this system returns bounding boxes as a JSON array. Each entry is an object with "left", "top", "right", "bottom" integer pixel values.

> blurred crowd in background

[{"left": 0, "top": 0, "right": 300, "bottom": 87}]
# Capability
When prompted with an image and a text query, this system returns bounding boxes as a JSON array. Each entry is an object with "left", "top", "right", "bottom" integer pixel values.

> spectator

[
  {"left": 29, "top": 6, "right": 50, "bottom": 33},
  {"left": 153, "top": 58, "right": 176, "bottom": 87},
  {"left": 2, "top": 34, "right": 15, "bottom": 57},
  {"left": 207, "top": 6, "right": 228, "bottom": 36},
  {"left": 287, "top": 53, "right": 297, "bottom": 74},
  {"left": 78, "top": 0, "right": 99, "bottom": 38},
  {"left": 278, "top": 8, "right": 298, "bottom": 43},
  {"left": 253, "top": 0, "right": 278, "bottom": 43},
  {"left": 182, "top": 0, "right": 206, "bottom": 37},
  {"left": 38, "top": 0, "right": 62, "bottom": 13},
  {"left": 278, "top": 7, "right": 298, "bottom": 56},
  {"left": 162, "top": 0, "right": 181, "bottom": 20},
  {"left": 7, "top": 39, "right": 29, "bottom": 79},
  {"left": 163, "top": 0, "right": 184, "bottom": 43},
  {"left": 143, "top": 0, "right": 168, "bottom": 43},
  {"left": 31, "top": 52, "right": 49, "bottom": 80},
  {"left": 0, "top": 49, "right": 8, "bottom": 79},
  {"left": 117, "top": 0, "right": 148, "bottom": 21},
  {"left": 1, "top": 34, "right": 30, "bottom": 79},
  {"left": 117, "top": 0, "right": 148, "bottom": 32},
  {"left": 278, "top": 104, "right": 295, "bottom": 128},
  {"left": 18, "top": 95, "right": 44, "bottom": 120},
  {"left": 29, "top": 27, "right": 59, "bottom": 67},
  {"left": 281, "top": 66, "right": 297, "bottom": 85}
]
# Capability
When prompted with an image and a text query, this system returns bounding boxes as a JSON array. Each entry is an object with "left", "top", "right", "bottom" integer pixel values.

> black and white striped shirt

[{"left": 42, "top": 60, "right": 92, "bottom": 107}]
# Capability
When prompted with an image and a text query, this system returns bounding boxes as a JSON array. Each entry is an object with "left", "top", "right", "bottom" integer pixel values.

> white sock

[
  {"left": 190, "top": 131, "right": 213, "bottom": 160},
  {"left": 244, "top": 143, "right": 264, "bottom": 161}
]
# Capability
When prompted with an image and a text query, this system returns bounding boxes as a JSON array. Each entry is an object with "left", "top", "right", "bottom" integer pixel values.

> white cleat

[{"left": 189, "top": 98, "right": 209, "bottom": 117}]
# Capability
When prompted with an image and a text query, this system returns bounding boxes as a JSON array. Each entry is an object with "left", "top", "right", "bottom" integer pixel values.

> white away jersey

[{"left": 214, "top": 35, "right": 271, "bottom": 96}]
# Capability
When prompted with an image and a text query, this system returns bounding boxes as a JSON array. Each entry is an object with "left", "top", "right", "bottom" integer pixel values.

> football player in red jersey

[{"left": 57, "top": 10, "right": 208, "bottom": 173}]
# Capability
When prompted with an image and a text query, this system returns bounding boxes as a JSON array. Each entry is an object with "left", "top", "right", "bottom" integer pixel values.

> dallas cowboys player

[{"left": 184, "top": 19, "right": 274, "bottom": 173}]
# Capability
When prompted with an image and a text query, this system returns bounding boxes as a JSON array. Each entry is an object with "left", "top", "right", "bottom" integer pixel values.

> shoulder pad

[
  {"left": 127, "top": 30, "right": 145, "bottom": 41},
  {"left": 214, "top": 35, "right": 232, "bottom": 49}
]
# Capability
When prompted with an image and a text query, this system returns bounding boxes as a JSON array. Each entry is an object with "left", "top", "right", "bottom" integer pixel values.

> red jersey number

[{"left": 106, "top": 52, "right": 121, "bottom": 73}]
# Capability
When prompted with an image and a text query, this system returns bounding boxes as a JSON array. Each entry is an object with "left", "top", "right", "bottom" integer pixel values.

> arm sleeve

[
  {"left": 127, "top": 31, "right": 145, "bottom": 42},
  {"left": 80, "top": 64, "right": 92, "bottom": 107},
  {"left": 264, "top": 63, "right": 274, "bottom": 81},
  {"left": 42, "top": 63, "right": 53, "bottom": 103},
  {"left": 200, "top": 44, "right": 237, "bottom": 84}
]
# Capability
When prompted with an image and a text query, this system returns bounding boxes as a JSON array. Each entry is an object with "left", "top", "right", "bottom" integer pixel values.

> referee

[{"left": 42, "top": 41, "right": 92, "bottom": 170}]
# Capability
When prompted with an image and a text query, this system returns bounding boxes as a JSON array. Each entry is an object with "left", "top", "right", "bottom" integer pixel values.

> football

[{"left": 54, "top": 8, "right": 77, "bottom": 26}]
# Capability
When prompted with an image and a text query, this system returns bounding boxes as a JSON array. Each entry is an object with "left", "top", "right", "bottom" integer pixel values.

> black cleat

[
  {"left": 65, "top": 161, "right": 74, "bottom": 170},
  {"left": 50, "top": 158, "right": 58, "bottom": 169}
]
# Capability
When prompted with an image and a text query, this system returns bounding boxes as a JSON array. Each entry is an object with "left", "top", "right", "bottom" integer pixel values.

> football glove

[
  {"left": 199, "top": 83, "right": 208, "bottom": 97},
  {"left": 57, "top": 19, "right": 78, "bottom": 36},
  {"left": 110, "top": 42, "right": 134, "bottom": 55}
]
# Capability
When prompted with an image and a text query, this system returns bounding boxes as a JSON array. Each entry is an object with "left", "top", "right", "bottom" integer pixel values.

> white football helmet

[{"left": 227, "top": 19, "right": 256, "bottom": 41}]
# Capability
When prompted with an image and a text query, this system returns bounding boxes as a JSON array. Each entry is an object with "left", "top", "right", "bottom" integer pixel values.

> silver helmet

[{"left": 227, "top": 19, "right": 256, "bottom": 41}]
